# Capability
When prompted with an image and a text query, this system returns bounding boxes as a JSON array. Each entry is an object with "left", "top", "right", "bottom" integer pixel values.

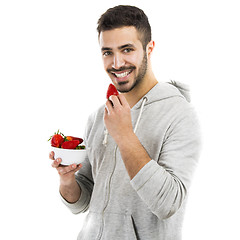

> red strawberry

[
  {"left": 48, "top": 130, "right": 65, "bottom": 148},
  {"left": 51, "top": 134, "right": 64, "bottom": 148},
  {"left": 72, "top": 137, "right": 83, "bottom": 144},
  {"left": 106, "top": 83, "right": 119, "bottom": 99},
  {"left": 65, "top": 136, "right": 73, "bottom": 141},
  {"left": 61, "top": 140, "right": 80, "bottom": 149},
  {"left": 66, "top": 136, "right": 83, "bottom": 144}
]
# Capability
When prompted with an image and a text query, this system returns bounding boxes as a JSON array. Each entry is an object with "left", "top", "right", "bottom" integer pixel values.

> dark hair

[{"left": 97, "top": 5, "right": 151, "bottom": 49}]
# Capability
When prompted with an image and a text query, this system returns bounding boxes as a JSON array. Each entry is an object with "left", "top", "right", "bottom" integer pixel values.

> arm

[
  {"left": 104, "top": 95, "right": 151, "bottom": 179},
  {"left": 50, "top": 153, "right": 93, "bottom": 214},
  {"left": 60, "top": 180, "right": 81, "bottom": 204},
  {"left": 104, "top": 94, "right": 201, "bottom": 219},
  {"left": 50, "top": 114, "right": 95, "bottom": 214},
  {"left": 130, "top": 110, "right": 201, "bottom": 219},
  {"left": 50, "top": 153, "right": 82, "bottom": 203},
  {"left": 115, "top": 132, "right": 151, "bottom": 180}
]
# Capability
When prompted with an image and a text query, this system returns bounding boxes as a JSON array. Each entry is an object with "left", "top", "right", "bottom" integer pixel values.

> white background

[{"left": 0, "top": 0, "right": 239, "bottom": 239}]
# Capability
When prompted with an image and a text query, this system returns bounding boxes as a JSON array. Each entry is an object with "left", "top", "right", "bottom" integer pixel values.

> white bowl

[{"left": 51, "top": 146, "right": 87, "bottom": 166}]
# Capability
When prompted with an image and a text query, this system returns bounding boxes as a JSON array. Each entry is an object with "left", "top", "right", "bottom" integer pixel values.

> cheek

[
  {"left": 102, "top": 58, "right": 111, "bottom": 71},
  {"left": 127, "top": 52, "right": 144, "bottom": 67}
]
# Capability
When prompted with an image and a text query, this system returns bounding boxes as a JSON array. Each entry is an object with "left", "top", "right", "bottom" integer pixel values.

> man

[{"left": 50, "top": 5, "right": 201, "bottom": 239}]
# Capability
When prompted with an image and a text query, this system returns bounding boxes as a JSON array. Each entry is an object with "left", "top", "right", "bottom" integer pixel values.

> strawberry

[
  {"left": 65, "top": 136, "right": 74, "bottom": 141},
  {"left": 49, "top": 130, "right": 85, "bottom": 149},
  {"left": 65, "top": 136, "right": 83, "bottom": 144},
  {"left": 49, "top": 130, "right": 64, "bottom": 148},
  {"left": 106, "top": 83, "right": 119, "bottom": 99},
  {"left": 61, "top": 140, "right": 80, "bottom": 149}
]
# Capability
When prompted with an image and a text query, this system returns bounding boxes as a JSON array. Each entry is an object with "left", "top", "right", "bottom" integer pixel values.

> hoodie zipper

[{"left": 97, "top": 145, "right": 118, "bottom": 240}]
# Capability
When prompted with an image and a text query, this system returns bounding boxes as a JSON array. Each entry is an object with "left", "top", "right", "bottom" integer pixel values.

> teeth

[{"left": 114, "top": 71, "right": 130, "bottom": 78}]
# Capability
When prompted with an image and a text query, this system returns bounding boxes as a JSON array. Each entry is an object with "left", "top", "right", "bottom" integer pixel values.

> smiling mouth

[{"left": 111, "top": 69, "right": 133, "bottom": 79}]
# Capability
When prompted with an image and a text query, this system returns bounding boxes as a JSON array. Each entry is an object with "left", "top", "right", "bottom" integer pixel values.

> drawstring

[
  {"left": 133, "top": 97, "right": 147, "bottom": 133},
  {"left": 102, "top": 97, "right": 147, "bottom": 146},
  {"left": 103, "top": 129, "right": 109, "bottom": 146}
]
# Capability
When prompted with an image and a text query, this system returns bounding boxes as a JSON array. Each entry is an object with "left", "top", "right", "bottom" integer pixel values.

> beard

[{"left": 118, "top": 52, "right": 148, "bottom": 93}]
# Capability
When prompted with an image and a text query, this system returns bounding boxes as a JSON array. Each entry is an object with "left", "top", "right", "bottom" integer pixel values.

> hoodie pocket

[
  {"left": 102, "top": 212, "right": 138, "bottom": 240},
  {"left": 77, "top": 211, "right": 102, "bottom": 240},
  {"left": 77, "top": 212, "right": 138, "bottom": 240}
]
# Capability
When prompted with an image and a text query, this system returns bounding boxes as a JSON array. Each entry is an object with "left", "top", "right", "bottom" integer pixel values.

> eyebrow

[{"left": 101, "top": 44, "right": 135, "bottom": 52}]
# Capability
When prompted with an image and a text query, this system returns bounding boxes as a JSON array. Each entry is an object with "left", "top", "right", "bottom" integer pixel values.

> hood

[
  {"left": 168, "top": 80, "right": 191, "bottom": 102},
  {"left": 133, "top": 80, "right": 191, "bottom": 110}
]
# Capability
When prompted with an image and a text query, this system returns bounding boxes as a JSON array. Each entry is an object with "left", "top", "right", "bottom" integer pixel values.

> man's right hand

[{"left": 49, "top": 151, "right": 82, "bottom": 203}]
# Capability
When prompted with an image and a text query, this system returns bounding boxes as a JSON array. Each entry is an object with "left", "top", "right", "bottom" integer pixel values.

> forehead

[{"left": 99, "top": 26, "right": 142, "bottom": 49}]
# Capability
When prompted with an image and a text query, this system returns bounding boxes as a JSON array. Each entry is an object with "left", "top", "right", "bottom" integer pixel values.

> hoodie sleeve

[{"left": 130, "top": 105, "right": 201, "bottom": 219}]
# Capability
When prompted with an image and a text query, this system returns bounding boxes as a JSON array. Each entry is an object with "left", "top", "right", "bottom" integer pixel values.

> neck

[{"left": 122, "top": 69, "right": 158, "bottom": 108}]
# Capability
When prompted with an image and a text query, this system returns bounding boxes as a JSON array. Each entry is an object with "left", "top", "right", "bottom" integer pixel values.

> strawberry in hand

[{"left": 106, "top": 83, "right": 119, "bottom": 99}]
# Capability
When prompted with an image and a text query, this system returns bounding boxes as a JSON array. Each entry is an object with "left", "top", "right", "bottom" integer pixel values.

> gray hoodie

[{"left": 61, "top": 81, "right": 201, "bottom": 240}]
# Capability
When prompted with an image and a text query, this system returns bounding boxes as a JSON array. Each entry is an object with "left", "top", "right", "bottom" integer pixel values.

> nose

[{"left": 112, "top": 53, "right": 125, "bottom": 70}]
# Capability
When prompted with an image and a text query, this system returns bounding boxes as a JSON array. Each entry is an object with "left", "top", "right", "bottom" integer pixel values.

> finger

[
  {"left": 73, "top": 163, "right": 83, "bottom": 173},
  {"left": 104, "top": 105, "right": 108, "bottom": 116},
  {"left": 105, "top": 99, "right": 114, "bottom": 114},
  {"left": 117, "top": 94, "right": 129, "bottom": 107},
  {"left": 58, "top": 164, "right": 78, "bottom": 175},
  {"left": 109, "top": 95, "right": 121, "bottom": 107},
  {"left": 49, "top": 151, "right": 55, "bottom": 160},
  {"left": 52, "top": 158, "right": 62, "bottom": 168}
]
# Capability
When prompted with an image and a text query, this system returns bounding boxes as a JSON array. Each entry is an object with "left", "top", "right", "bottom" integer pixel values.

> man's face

[{"left": 99, "top": 26, "right": 148, "bottom": 93}]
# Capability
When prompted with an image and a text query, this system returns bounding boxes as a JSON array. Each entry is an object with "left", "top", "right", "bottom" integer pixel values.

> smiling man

[
  {"left": 101, "top": 28, "right": 150, "bottom": 95},
  {"left": 50, "top": 5, "right": 201, "bottom": 240}
]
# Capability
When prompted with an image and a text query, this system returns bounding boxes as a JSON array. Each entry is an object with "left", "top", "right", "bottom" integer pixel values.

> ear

[{"left": 146, "top": 40, "right": 155, "bottom": 57}]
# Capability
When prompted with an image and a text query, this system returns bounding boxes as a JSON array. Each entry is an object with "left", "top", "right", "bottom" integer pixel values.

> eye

[
  {"left": 123, "top": 48, "right": 134, "bottom": 53},
  {"left": 103, "top": 51, "right": 112, "bottom": 57}
]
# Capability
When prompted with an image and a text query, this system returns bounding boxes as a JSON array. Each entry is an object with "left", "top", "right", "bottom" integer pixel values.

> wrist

[
  {"left": 59, "top": 177, "right": 81, "bottom": 203},
  {"left": 115, "top": 131, "right": 136, "bottom": 149},
  {"left": 60, "top": 175, "right": 76, "bottom": 187},
  {"left": 115, "top": 131, "right": 151, "bottom": 180}
]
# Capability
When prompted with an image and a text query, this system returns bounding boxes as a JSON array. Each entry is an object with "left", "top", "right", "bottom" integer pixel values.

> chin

[{"left": 116, "top": 81, "right": 135, "bottom": 93}]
